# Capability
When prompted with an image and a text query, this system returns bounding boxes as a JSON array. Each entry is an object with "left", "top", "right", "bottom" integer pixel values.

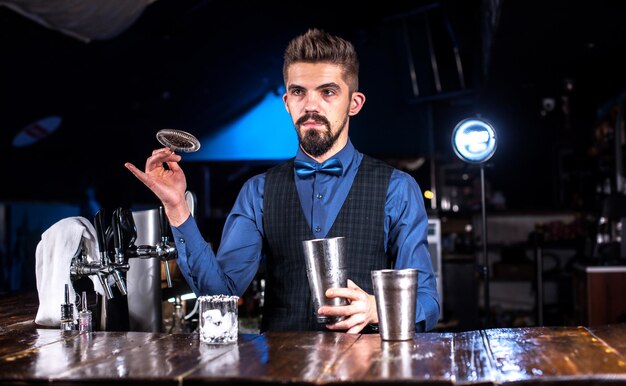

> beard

[{"left": 295, "top": 112, "right": 348, "bottom": 157}]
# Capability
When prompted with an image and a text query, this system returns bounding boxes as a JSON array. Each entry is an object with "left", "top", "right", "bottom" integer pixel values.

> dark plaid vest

[{"left": 261, "top": 155, "right": 393, "bottom": 331}]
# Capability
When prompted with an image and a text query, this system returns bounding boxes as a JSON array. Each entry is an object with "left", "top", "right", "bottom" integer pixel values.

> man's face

[{"left": 283, "top": 62, "right": 364, "bottom": 159}]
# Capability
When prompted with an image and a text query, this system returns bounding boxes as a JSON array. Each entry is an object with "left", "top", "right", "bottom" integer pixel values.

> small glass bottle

[
  {"left": 78, "top": 291, "right": 93, "bottom": 333},
  {"left": 168, "top": 296, "right": 186, "bottom": 333},
  {"left": 60, "top": 284, "right": 75, "bottom": 331}
]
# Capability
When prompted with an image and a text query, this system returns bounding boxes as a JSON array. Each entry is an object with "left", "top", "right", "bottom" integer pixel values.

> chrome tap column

[{"left": 128, "top": 208, "right": 163, "bottom": 332}]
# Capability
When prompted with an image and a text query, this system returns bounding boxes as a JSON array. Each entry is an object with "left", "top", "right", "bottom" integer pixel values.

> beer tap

[
  {"left": 94, "top": 209, "right": 114, "bottom": 299},
  {"left": 94, "top": 209, "right": 108, "bottom": 267},
  {"left": 70, "top": 205, "right": 177, "bottom": 300},
  {"left": 112, "top": 208, "right": 126, "bottom": 266},
  {"left": 110, "top": 208, "right": 128, "bottom": 296},
  {"left": 70, "top": 209, "right": 115, "bottom": 299},
  {"left": 125, "top": 206, "right": 176, "bottom": 288},
  {"left": 159, "top": 206, "right": 174, "bottom": 288}
]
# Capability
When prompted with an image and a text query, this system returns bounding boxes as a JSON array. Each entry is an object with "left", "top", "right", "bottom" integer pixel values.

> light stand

[{"left": 451, "top": 118, "right": 497, "bottom": 327}]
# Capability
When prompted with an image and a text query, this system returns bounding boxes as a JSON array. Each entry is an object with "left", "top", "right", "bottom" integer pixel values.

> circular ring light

[{"left": 451, "top": 118, "right": 497, "bottom": 163}]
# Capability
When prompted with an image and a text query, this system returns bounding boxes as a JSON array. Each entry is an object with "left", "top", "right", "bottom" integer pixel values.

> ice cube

[{"left": 203, "top": 308, "right": 223, "bottom": 324}]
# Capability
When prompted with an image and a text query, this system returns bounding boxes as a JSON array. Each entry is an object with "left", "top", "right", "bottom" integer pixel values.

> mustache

[{"left": 295, "top": 113, "right": 330, "bottom": 127}]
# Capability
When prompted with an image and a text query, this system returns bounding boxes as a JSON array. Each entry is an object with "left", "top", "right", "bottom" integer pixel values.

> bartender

[{"left": 125, "top": 28, "right": 440, "bottom": 333}]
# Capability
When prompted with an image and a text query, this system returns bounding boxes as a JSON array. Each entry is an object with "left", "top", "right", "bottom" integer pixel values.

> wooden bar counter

[{"left": 2, "top": 293, "right": 626, "bottom": 385}]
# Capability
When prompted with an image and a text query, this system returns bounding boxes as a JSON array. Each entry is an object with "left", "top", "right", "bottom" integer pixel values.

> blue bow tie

[{"left": 294, "top": 158, "right": 343, "bottom": 178}]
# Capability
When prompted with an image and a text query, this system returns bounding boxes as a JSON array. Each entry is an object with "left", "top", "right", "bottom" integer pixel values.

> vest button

[
  {"left": 316, "top": 193, "right": 323, "bottom": 199},
  {"left": 314, "top": 226, "right": 321, "bottom": 233}
]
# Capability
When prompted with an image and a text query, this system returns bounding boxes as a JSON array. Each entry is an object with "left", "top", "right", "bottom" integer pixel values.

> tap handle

[
  {"left": 158, "top": 206, "right": 169, "bottom": 243},
  {"left": 163, "top": 259, "right": 173, "bottom": 288},
  {"left": 94, "top": 209, "right": 108, "bottom": 264},
  {"left": 112, "top": 208, "right": 125, "bottom": 263},
  {"left": 158, "top": 205, "right": 173, "bottom": 288},
  {"left": 112, "top": 208, "right": 122, "bottom": 248},
  {"left": 119, "top": 208, "right": 137, "bottom": 249}
]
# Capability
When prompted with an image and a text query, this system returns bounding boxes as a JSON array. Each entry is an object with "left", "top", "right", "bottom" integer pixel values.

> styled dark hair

[{"left": 283, "top": 28, "right": 359, "bottom": 92}]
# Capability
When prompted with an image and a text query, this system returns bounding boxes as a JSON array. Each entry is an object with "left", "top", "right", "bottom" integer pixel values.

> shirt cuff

[
  {"left": 170, "top": 214, "right": 208, "bottom": 249},
  {"left": 170, "top": 215, "right": 203, "bottom": 295}
]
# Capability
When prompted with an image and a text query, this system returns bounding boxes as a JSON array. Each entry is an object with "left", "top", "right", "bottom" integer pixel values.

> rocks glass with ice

[{"left": 198, "top": 294, "right": 239, "bottom": 344}]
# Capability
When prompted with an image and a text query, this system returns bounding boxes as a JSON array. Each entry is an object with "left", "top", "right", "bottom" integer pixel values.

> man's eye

[
  {"left": 323, "top": 89, "right": 336, "bottom": 96},
  {"left": 292, "top": 89, "right": 303, "bottom": 96}
]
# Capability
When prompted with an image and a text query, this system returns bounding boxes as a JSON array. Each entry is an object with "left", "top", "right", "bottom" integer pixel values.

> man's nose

[{"left": 304, "top": 94, "right": 320, "bottom": 113}]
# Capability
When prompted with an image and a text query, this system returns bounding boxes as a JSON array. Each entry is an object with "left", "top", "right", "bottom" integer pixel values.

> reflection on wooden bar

[
  {"left": 453, "top": 330, "right": 495, "bottom": 384},
  {"left": 2, "top": 293, "right": 626, "bottom": 385}
]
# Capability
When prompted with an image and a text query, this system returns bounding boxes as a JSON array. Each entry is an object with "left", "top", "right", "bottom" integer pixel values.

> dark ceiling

[
  {"left": 480, "top": 1, "right": 626, "bottom": 211},
  {"left": 2, "top": 0, "right": 626, "bottom": 213}
]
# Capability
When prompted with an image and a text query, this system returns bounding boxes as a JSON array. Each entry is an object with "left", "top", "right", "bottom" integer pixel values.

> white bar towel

[{"left": 34, "top": 216, "right": 104, "bottom": 326}]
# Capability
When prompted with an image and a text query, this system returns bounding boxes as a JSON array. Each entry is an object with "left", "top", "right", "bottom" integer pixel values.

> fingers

[
  {"left": 346, "top": 324, "right": 366, "bottom": 334},
  {"left": 151, "top": 147, "right": 178, "bottom": 156},
  {"left": 152, "top": 147, "right": 171, "bottom": 156},
  {"left": 165, "top": 160, "right": 182, "bottom": 172},
  {"left": 325, "top": 280, "right": 363, "bottom": 301},
  {"left": 125, "top": 148, "right": 181, "bottom": 176},
  {"left": 124, "top": 162, "right": 149, "bottom": 185},
  {"left": 324, "top": 310, "right": 368, "bottom": 333},
  {"left": 146, "top": 148, "right": 181, "bottom": 168},
  {"left": 125, "top": 148, "right": 182, "bottom": 190},
  {"left": 320, "top": 279, "right": 376, "bottom": 333}
]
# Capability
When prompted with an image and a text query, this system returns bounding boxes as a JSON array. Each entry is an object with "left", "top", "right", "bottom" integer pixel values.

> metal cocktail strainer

[{"left": 156, "top": 129, "right": 201, "bottom": 153}]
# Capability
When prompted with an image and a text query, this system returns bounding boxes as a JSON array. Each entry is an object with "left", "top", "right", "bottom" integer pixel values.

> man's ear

[
  {"left": 348, "top": 92, "right": 366, "bottom": 116},
  {"left": 283, "top": 93, "right": 290, "bottom": 114}
]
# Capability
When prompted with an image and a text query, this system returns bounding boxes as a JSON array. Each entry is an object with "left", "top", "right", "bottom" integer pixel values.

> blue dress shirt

[{"left": 172, "top": 140, "right": 441, "bottom": 331}]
